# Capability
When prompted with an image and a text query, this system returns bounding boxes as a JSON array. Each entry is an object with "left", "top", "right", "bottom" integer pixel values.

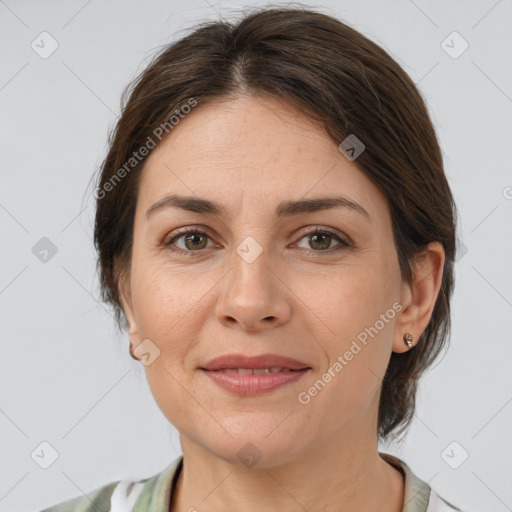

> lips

[
  {"left": 211, "top": 367, "right": 296, "bottom": 375},
  {"left": 200, "top": 354, "right": 311, "bottom": 396},
  {"left": 200, "top": 353, "right": 311, "bottom": 372}
]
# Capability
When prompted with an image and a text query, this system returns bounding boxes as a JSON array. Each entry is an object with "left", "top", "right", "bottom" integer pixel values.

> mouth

[
  {"left": 199, "top": 353, "right": 311, "bottom": 372},
  {"left": 202, "top": 367, "right": 308, "bottom": 374},
  {"left": 198, "top": 353, "right": 312, "bottom": 395},
  {"left": 199, "top": 366, "right": 311, "bottom": 396}
]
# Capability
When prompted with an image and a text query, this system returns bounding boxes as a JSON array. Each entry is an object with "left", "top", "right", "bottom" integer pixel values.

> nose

[{"left": 215, "top": 240, "right": 292, "bottom": 333}]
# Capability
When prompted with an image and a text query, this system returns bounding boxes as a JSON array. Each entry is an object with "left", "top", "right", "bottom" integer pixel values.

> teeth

[
  {"left": 214, "top": 367, "right": 292, "bottom": 374},
  {"left": 270, "top": 367, "right": 288, "bottom": 373},
  {"left": 253, "top": 368, "right": 270, "bottom": 375}
]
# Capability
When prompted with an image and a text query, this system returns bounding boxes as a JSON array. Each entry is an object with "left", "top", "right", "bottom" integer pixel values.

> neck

[{"left": 170, "top": 420, "right": 404, "bottom": 512}]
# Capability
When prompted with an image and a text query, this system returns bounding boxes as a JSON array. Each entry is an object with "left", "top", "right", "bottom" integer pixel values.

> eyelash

[{"left": 163, "top": 226, "right": 352, "bottom": 257}]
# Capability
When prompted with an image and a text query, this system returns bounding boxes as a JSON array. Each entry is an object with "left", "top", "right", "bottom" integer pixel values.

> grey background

[{"left": 1, "top": 0, "right": 511, "bottom": 511}]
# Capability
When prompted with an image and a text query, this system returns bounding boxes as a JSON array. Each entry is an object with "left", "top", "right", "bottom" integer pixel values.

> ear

[
  {"left": 117, "top": 263, "right": 139, "bottom": 342},
  {"left": 392, "top": 242, "right": 445, "bottom": 353}
]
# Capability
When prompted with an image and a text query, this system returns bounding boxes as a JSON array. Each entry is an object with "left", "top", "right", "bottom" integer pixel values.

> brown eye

[
  {"left": 181, "top": 232, "right": 208, "bottom": 250},
  {"left": 296, "top": 228, "right": 350, "bottom": 253},
  {"left": 164, "top": 228, "right": 213, "bottom": 255},
  {"left": 308, "top": 233, "right": 332, "bottom": 250}
]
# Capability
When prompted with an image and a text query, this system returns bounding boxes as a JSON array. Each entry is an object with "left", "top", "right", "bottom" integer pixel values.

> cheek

[
  {"left": 308, "top": 264, "right": 397, "bottom": 400},
  {"left": 302, "top": 262, "right": 388, "bottom": 335},
  {"left": 130, "top": 264, "right": 213, "bottom": 428},
  {"left": 131, "top": 260, "right": 198, "bottom": 329}
]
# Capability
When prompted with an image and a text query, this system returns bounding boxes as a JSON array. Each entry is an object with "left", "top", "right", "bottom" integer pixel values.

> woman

[{"left": 41, "top": 6, "right": 463, "bottom": 512}]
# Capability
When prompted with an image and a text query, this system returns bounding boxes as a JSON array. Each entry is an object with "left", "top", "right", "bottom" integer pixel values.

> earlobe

[{"left": 392, "top": 242, "right": 445, "bottom": 354}]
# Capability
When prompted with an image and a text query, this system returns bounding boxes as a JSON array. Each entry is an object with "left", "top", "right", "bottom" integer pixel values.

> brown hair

[{"left": 92, "top": 5, "right": 458, "bottom": 443}]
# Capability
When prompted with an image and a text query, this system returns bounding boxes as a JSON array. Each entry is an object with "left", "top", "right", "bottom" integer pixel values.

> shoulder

[
  {"left": 38, "top": 456, "right": 183, "bottom": 512},
  {"left": 379, "top": 452, "right": 466, "bottom": 512},
  {"left": 427, "top": 489, "right": 464, "bottom": 511},
  {"left": 39, "top": 480, "right": 122, "bottom": 512},
  {"left": 39, "top": 477, "right": 155, "bottom": 512}
]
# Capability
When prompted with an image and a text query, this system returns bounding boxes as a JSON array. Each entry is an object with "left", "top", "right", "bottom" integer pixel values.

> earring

[
  {"left": 403, "top": 333, "right": 414, "bottom": 348},
  {"left": 129, "top": 340, "right": 139, "bottom": 360}
]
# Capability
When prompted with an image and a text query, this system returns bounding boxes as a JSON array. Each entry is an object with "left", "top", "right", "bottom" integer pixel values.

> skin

[{"left": 119, "top": 93, "right": 445, "bottom": 512}]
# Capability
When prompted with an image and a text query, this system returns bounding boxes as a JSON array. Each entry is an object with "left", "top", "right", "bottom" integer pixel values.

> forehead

[{"left": 136, "top": 94, "right": 388, "bottom": 223}]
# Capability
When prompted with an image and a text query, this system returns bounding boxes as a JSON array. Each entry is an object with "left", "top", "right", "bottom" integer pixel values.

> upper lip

[{"left": 200, "top": 353, "right": 311, "bottom": 371}]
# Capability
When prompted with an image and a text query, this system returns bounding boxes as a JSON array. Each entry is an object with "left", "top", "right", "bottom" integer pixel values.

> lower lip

[{"left": 200, "top": 369, "right": 310, "bottom": 396}]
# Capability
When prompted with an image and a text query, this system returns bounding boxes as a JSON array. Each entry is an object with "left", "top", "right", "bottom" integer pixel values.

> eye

[
  {"left": 294, "top": 227, "right": 351, "bottom": 254},
  {"left": 163, "top": 226, "right": 352, "bottom": 257},
  {"left": 163, "top": 228, "right": 214, "bottom": 256}
]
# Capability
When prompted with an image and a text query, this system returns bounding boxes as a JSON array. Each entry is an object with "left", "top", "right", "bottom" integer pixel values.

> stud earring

[
  {"left": 403, "top": 333, "right": 414, "bottom": 348},
  {"left": 129, "top": 340, "right": 138, "bottom": 360}
]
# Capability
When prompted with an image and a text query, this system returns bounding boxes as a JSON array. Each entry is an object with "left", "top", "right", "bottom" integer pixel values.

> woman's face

[{"left": 120, "top": 94, "right": 434, "bottom": 466}]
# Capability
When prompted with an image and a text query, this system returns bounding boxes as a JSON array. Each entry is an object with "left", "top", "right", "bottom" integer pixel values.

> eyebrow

[{"left": 145, "top": 194, "right": 372, "bottom": 223}]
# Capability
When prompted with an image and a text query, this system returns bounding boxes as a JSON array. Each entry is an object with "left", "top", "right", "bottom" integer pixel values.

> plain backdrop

[{"left": 1, "top": 1, "right": 511, "bottom": 511}]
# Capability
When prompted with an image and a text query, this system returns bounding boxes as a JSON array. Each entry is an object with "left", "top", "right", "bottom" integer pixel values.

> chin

[{"left": 200, "top": 429, "right": 307, "bottom": 470}]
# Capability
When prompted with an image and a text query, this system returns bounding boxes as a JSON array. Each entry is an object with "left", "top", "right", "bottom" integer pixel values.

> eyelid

[
  {"left": 163, "top": 225, "right": 217, "bottom": 247},
  {"left": 164, "top": 224, "right": 215, "bottom": 241},
  {"left": 293, "top": 225, "right": 351, "bottom": 247}
]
